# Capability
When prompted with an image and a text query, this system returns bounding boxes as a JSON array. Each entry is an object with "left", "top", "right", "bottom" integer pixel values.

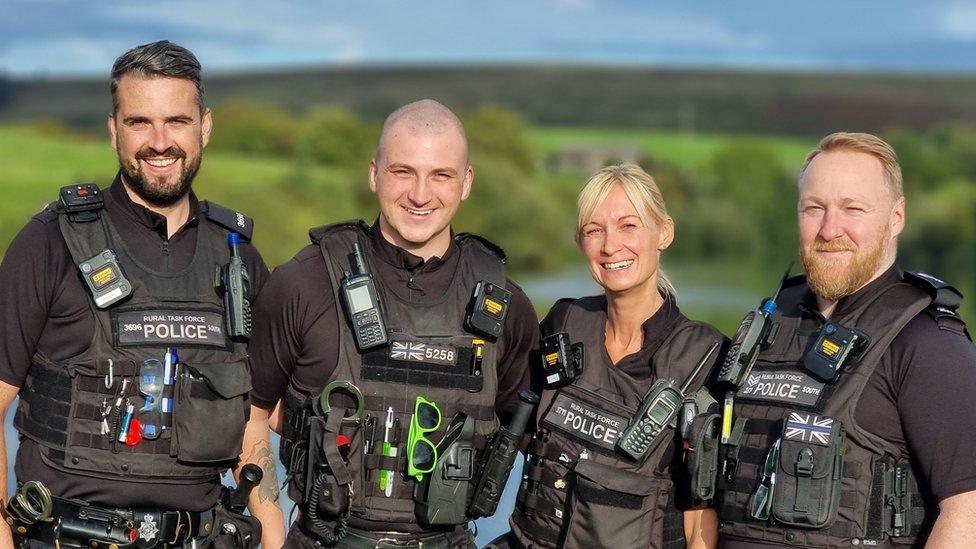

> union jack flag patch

[
  {"left": 391, "top": 341, "right": 426, "bottom": 361},
  {"left": 784, "top": 412, "right": 835, "bottom": 446}
]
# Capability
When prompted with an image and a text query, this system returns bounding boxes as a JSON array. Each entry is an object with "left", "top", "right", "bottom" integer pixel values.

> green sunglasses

[{"left": 407, "top": 396, "right": 442, "bottom": 481}]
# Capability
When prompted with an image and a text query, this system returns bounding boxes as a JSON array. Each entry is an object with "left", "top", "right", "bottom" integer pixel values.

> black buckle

[
  {"left": 886, "top": 464, "right": 909, "bottom": 537},
  {"left": 59, "top": 184, "right": 104, "bottom": 223}
]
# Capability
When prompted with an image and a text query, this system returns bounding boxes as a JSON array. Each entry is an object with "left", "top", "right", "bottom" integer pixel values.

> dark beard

[{"left": 119, "top": 145, "right": 201, "bottom": 208}]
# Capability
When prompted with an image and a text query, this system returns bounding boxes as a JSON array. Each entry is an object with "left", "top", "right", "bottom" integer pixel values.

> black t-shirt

[
  {"left": 0, "top": 176, "right": 269, "bottom": 511},
  {"left": 721, "top": 266, "right": 976, "bottom": 549},
  {"left": 248, "top": 222, "right": 540, "bottom": 424}
]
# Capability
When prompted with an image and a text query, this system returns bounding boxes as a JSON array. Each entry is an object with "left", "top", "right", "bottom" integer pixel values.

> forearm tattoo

[{"left": 246, "top": 440, "right": 280, "bottom": 504}]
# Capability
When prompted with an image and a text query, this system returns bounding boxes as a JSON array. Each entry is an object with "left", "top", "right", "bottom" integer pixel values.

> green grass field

[{"left": 0, "top": 124, "right": 813, "bottom": 266}]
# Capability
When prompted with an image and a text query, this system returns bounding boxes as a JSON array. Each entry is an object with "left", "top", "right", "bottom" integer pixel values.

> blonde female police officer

[{"left": 499, "top": 164, "right": 724, "bottom": 549}]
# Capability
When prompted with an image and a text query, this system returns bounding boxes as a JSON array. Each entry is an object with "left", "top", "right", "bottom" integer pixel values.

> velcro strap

[
  {"left": 517, "top": 490, "right": 563, "bottom": 518},
  {"left": 361, "top": 363, "right": 484, "bottom": 392},
  {"left": 720, "top": 505, "right": 856, "bottom": 539},
  {"left": 512, "top": 513, "right": 561, "bottom": 545},
  {"left": 576, "top": 481, "right": 643, "bottom": 509},
  {"left": 525, "top": 463, "right": 544, "bottom": 482},
  {"left": 363, "top": 453, "right": 405, "bottom": 471}
]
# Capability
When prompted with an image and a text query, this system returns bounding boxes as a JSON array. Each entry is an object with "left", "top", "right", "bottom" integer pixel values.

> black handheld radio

[
  {"left": 216, "top": 232, "right": 252, "bottom": 340},
  {"left": 469, "top": 389, "right": 539, "bottom": 518},
  {"left": 717, "top": 266, "right": 792, "bottom": 388},
  {"left": 340, "top": 243, "right": 388, "bottom": 350},
  {"left": 616, "top": 342, "right": 720, "bottom": 462}
]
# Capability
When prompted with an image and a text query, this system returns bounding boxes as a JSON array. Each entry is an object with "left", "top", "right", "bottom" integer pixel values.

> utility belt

[
  {"left": 294, "top": 519, "right": 473, "bottom": 549},
  {"left": 719, "top": 412, "right": 927, "bottom": 542},
  {"left": 2, "top": 482, "right": 260, "bottom": 549}
]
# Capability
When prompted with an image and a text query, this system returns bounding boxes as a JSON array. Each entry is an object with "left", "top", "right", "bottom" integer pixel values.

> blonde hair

[
  {"left": 576, "top": 163, "right": 677, "bottom": 297},
  {"left": 800, "top": 132, "right": 903, "bottom": 198}
]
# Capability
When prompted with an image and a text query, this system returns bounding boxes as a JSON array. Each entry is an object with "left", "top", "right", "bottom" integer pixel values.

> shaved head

[{"left": 376, "top": 99, "right": 468, "bottom": 163}]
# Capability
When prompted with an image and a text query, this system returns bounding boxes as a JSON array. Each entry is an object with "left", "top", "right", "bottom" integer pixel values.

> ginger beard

[
  {"left": 118, "top": 143, "right": 201, "bottom": 208},
  {"left": 801, "top": 225, "right": 891, "bottom": 302}
]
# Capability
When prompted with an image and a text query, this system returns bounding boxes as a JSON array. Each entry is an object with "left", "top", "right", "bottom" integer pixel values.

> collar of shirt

[
  {"left": 108, "top": 173, "right": 200, "bottom": 238},
  {"left": 614, "top": 293, "right": 684, "bottom": 379},
  {"left": 367, "top": 218, "right": 459, "bottom": 274},
  {"left": 800, "top": 263, "right": 901, "bottom": 321}
]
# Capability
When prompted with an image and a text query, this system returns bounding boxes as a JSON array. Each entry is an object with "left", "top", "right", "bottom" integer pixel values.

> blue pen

[{"left": 117, "top": 401, "right": 135, "bottom": 442}]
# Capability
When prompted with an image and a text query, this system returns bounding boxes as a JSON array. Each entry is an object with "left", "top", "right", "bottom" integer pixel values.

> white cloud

[{"left": 941, "top": 2, "right": 976, "bottom": 41}]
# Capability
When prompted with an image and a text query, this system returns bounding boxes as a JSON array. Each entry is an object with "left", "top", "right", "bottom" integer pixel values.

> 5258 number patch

[{"left": 389, "top": 341, "right": 457, "bottom": 366}]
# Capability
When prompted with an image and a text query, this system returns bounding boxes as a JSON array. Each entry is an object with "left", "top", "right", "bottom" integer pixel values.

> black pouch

[
  {"left": 205, "top": 501, "right": 262, "bottom": 549},
  {"left": 770, "top": 412, "right": 845, "bottom": 528},
  {"left": 562, "top": 459, "right": 662, "bottom": 548},
  {"left": 172, "top": 360, "right": 251, "bottom": 462},
  {"left": 687, "top": 412, "right": 721, "bottom": 506}
]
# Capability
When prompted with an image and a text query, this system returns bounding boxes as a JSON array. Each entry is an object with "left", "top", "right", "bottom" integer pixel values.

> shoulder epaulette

[
  {"left": 309, "top": 219, "right": 370, "bottom": 245},
  {"left": 903, "top": 270, "right": 963, "bottom": 311},
  {"left": 58, "top": 183, "right": 104, "bottom": 223},
  {"left": 200, "top": 200, "right": 253, "bottom": 241},
  {"left": 455, "top": 233, "right": 507, "bottom": 263}
]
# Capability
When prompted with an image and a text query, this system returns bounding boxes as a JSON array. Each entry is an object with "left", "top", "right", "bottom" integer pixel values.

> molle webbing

[
  {"left": 15, "top": 190, "right": 249, "bottom": 482},
  {"left": 303, "top": 221, "right": 506, "bottom": 530},
  {"left": 361, "top": 347, "right": 483, "bottom": 391},
  {"left": 16, "top": 362, "right": 72, "bottom": 447},
  {"left": 720, "top": 277, "right": 936, "bottom": 546}
]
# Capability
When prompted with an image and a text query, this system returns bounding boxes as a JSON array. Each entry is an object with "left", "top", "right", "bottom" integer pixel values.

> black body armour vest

[
  {"left": 511, "top": 296, "right": 723, "bottom": 549},
  {"left": 282, "top": 221, "right": 504, "bottom": 534},
  {"left": 718, "top": 273, "right": 961, "bottom": 548},
  {"left": 15, "top": 192, "right": 253, "bottom": 483}
]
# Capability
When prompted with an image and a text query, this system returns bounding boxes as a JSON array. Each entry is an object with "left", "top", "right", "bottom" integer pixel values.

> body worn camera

[
  {"left": 465, "top": 280, "right": 511, "bottom": 341},
  {"left": 79, "top": 249, "right": 132, "bottom": 309},
  {"left": 617, "top": 342, "right": 719, "bottom": 462},
  {"left": 540, "top": 332, "right": 584, "bottom": 389},
  {"left": 803, "top": 321, "right": 870, "bottom": 382},
  {"left": 215, "top": 232, "right": 252, "bottom": 340},
  {"left": 340, "top": 243, "right": 388, "bottom": 351}
]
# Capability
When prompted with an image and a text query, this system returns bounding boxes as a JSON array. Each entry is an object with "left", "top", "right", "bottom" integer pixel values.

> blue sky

[{"left": 4, "top": 1, "right": 976, "bottom": 76}]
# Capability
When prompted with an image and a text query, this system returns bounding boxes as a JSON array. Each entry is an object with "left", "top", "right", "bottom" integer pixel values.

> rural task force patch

[
  {"left": 115, "top": 309, "right": 226, "bottom": 347},
  {"left": 784, "top": 412, "right": 835, "bottom": 446},
  {"left": 737, "top": 368, "right": 826, "bottom": 407},
  {"left": 541, "top": 391, "right": 629, "bottom": 453},
  {"left": 389, "top": 340, "right": 457, "bottom": 366}
]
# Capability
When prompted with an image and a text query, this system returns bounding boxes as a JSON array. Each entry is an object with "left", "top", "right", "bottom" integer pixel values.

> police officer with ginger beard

[{"left": 716, "top": 133, "right": 976, "bottom": 548}]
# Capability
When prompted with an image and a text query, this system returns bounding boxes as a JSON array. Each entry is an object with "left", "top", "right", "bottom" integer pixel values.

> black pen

[{"left": 363, "top": 415, "right": 376, "bottom": 455}]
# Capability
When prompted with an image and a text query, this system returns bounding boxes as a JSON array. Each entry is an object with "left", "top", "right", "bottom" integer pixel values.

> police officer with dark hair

[
  {"left": 0, "top": 40, "right": 270, "bottom": 547},
  {"left": 244, "top": 99, "right": 538, "bottom": 548},
  {"left": 716, "top": 132, "right": 976, "bottom": 548},
  {"left": 501, "top": 164, "right": 724, "bottom": 549}
]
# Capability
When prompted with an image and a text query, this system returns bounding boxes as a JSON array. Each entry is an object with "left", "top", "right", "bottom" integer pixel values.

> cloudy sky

[{"left": 4, "top": 1, "right": 976, "bottom": 76}]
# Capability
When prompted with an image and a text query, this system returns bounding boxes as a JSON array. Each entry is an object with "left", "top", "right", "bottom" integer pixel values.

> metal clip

[{"left": 104, "top": 359, "right": 114, "bottom": 389}]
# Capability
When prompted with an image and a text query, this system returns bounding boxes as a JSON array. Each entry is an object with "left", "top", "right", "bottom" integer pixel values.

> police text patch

[
  {"left": 389, "top": 340, "right": 457, "bottom": 366},
  {"left": 737, "top": 369, "right": 825, "bottom": 407},
  {"left": 542, "top": 392, "right": 629, "bottom": 453},
  {"left": 115, "top": 310, "right": 226, "bottom": 347}
]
